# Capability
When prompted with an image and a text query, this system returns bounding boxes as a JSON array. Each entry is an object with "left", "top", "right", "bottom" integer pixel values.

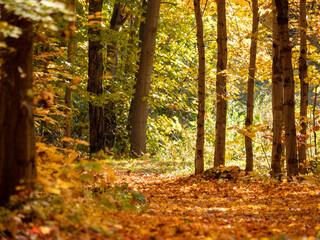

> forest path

[{"left": 108, "top": 172, "right": 320, "bottom": 239}]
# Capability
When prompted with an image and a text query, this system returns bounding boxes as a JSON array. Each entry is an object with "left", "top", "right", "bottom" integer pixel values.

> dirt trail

[{"left": 108, "top": 173, "right": 320, "bottom": 239}]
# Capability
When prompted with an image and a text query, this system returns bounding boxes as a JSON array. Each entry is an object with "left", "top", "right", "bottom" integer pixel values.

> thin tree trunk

[
  {"left": 121, "top": 12, "right": 141, "bottom": 155},
  {"left": 313, "top": 86, "right": 318, "bottom": 159},
  {"left": 194, "top": 0, "right": 206, "bottom": 174},
  {"left": 125, "top": 14, "right": 140, "bottom": 75},
  {"left": 64, "top": 0, "right": 76, "bottom": 143},
  {"left": 298, "top": 0, "right": 308, "bottom": 174},
  {"left": 214, "top": 0, "right": 228, "bottom": 167},
  {"left": 129, "top": 0, "right": 161, "bottom": 157},
  {"left": 245, "top": 0, "right": 259, "bottom": 172},
  {"left": 127, "top": 1, "right": 147, "bottom": 156},
  {"left": 88, "top": 0, "right": 105, "bottom": 154},
  {"left": 271, "top": 0, "right": 283, "bottom": 177},
  {"left": 308, "top": 108, "right": 312, "bottom": 159},
  {"left": 275, "top": 0, "right": 298, "bottom": 176},
  {"left": 105, "top": 3, "right": 127, "bottom": 150},
  {"left": 0, "top": 6, "right": 36, "bottom": 205}
]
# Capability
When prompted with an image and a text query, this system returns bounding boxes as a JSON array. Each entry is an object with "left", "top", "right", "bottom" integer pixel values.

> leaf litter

[
  {"left": 108, "top": 171, "right": 320, "bottom": 239},
  {"left": 1, "top": 144, "right": 320, "bottom": 239}
]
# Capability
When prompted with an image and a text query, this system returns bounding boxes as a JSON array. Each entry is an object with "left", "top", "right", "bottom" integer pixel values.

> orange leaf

[{"left": 29, "top": 226, "right": 42, "bottom": 235}]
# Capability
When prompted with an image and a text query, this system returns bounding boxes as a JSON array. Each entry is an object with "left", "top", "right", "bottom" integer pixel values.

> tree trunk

[
  {"left": 298, "top": 0, "right": 308, "bottom": 174},
  {"left": 88, "top": 0, "right": 105, "bottom": 154},
  {"left": 120, "top": 13, "right": 141, "bottom": 155},
  {"left": 271, "top": 0, "right": 283, "bottom": 177},
  {"left": 245, "top": 0, "right": 259, "bottom": 172},
  {"left": 194, "top": 0, "right": 206, "bottom": 174},
  {"left": 275, "top": 0, "right": 298, "bottom": 176},
  {"left": 129, "top": 0, "right": 161, "bottom": 157},
  {"left": 105, "top": 3, "right": 127, "bottom": 150},
  {"left": 64, "top": 0, "right": 76, "bottom": 144},
  {"left": 0, "top": 7, "right": 36, "bottom": 205},
  {"left": 214, "top": 0, "right": 228, "bottom": 167},
  {"left": 313, "top": 86, "right": 318, "bottom": 159}
]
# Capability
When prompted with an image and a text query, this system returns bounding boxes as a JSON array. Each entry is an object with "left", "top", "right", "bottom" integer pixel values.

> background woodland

[
  {"left": 1, "top": 0, "right": 320, "bottom": 238},
  {"left": 25, "top": 0, "right": 320, "bottom": 173}
]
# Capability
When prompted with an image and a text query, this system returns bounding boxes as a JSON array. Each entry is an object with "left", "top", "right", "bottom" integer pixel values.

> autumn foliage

[
  {"left": 0, "top": 144, "right": 320, "bottom": 239},
  {"left": 2, "top": 0, "right": 320, "bottom": 239}
]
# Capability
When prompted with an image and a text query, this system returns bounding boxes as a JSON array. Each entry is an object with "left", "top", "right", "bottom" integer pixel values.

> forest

[{"left": 1, "top": 0, "right": 320, "bottom": 239}]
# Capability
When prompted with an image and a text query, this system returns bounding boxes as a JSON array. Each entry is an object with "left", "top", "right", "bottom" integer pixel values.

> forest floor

[
  {"left": 1, "top": 146, "right": 320, "bottom": 240},
  {"left": 107, "top": 170, "right": 320, "bottom": 240}
]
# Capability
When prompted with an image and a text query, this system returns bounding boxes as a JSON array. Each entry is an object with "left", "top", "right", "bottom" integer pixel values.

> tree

[
  {"left": 298, "top": 0, "right": 308, "bottom": 174},
  {"left": 105, "top": 2, "right": 128, "bottom": 150},
  {"left": 275, "top": 0, "right": 298, "bottom": 176},
  {"left": 129, "top": 0, "right": 161, "bottom": 157},
  {"left": 0, "top": 6, "right": 36, "bottom": 205},
  {"left": 245, "top": 0, "right": 259, "bottom": 172},
  {"left": 64, "top": 0, "right": 76, "bottom": 143},
  {"left": 194, "top": 0, "right": 206, "bottom": 174},
  {"left": 214, "top": 0, "right": 228, "bottom": 167},
  {"left": 271, "top": 0, "right": 283, "bottom": 177},
  {"left": 88, "top": 0, "right": 105, "bottom": 154},
  {"left": 312, "top": 86, "right": 318, "bottom": 159}
]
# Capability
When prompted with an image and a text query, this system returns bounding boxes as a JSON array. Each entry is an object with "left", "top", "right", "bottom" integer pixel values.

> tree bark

[
  {"left": 275, "top": 0, "right": 298, "bottom": 176},
  {"left": 64, "top": 0, "right": 76, "bottom": 143},
  {"left": 194, "top": 0, "right": 206, "bottom": 174},
  {"left": 245, "top": 0, "right": 259, "bottom": 172},
  {"left": 271, "top": 0, "right": 283, "bottom": 177},
  {"left": 214, "top": 0, "right": 228, "bottom": 167},
  {"left": 105, "top": 3, "right": 127, "bottom": 150},
  {"left": 313, "top": 86, "right": 318, "bottom": 159},
  {"left": 88, "top": 0, "right": 105, "bottom": 154},
  {"left": 298, "top": 0, "right": 308, "bottom": 174},
  {"left": 0, "top": 6, "right": 36, "bottom": 205},
  {"left": 129, "top": 0, "right": 161, "bottom": 157}
]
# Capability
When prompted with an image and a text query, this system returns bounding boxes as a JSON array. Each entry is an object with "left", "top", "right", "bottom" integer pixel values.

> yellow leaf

[
  {"left": 39, "top": 226, "right": 51, "bottom": 235},
  {"left": 37, "top": 176, "right": 51, "bottom": 187},
  {"left": 45, "top": 187, "right": 61, "bottom": 195},
  {"left": 0, "top": 41, "right": 7, "bottom": 48},
  {"left": 75, "top": 139, "right": 90, "bottom": 146},
  {"left": 56, "top": 178, "right": 74, "bottom": 189},
  {"left": 61, "top": 137, "right": 74, "bottom": 143}
]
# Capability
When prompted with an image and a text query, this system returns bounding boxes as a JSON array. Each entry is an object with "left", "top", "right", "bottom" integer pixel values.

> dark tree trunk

[
  {"left": 0, "top": 6, "right": 36, "bottom": 205},
  {"left": 194, "top": 0, "right": 206, "bottom": 174},
  {"left": 275, "top": 0, "right": 298, "bottom": 176},
  {"left": 298, "top": 0, "right": 308, "bottom": 174},
  {"left": 129, "top": 0, "right": 161, "bottom": 157},
  {"left": 271, "top": 0, "right": 283, "bottom": 178},
  {"left": 214, "top": 0, "right": 228, "bottom": 167},
  {"left": 88, "top": 0, "right": 105, "bottom": 154},
  {"left": 245, "top": 0, "right": 259, "bottom": 172}
]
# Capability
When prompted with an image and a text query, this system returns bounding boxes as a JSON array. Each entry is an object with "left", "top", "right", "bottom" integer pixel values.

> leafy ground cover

[
  {"left": 1, "top": 145, "right": 320, "bottom": 239},
  {"left": 110, "top": 171, "right": 320, "bottom": 239}
]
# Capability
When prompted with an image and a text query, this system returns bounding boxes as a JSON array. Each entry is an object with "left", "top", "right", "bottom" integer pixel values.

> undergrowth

[
  {"left": 0, "top": 141, "right": 147, "bottom": 239},
  {"left": 1, "top": 139, "right": 320, "bottom": 239}
]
